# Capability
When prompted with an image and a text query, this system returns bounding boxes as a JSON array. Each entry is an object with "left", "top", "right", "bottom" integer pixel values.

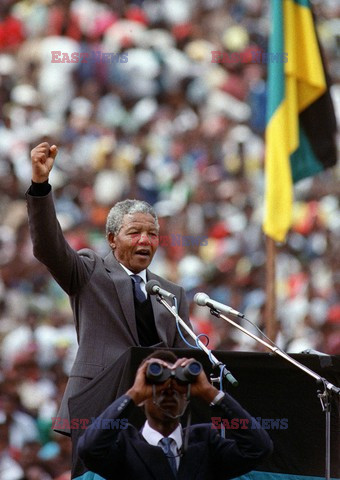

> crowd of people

[{"left": 0, "top": 0, "right": 339, "bottom": 478}]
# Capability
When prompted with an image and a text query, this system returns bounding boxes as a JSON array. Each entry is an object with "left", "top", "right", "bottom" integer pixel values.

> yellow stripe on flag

[
  {"left": 285, "top": 0, "right": 326, "bottom": 112},
  {"left": 264, "top": 101, "right": 293, "bottom": 242}
]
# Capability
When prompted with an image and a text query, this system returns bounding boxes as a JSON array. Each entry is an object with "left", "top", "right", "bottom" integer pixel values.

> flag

[{"left": 263, "top": 0, "right": 337, "bottom": 242}]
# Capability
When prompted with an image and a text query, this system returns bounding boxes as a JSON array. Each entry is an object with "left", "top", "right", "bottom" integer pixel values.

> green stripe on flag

[
  {"left": 290, "top": 126, "right": 324, "bottom": 182},
  {"left": 293, "top": 0, "right": 311, "bottom": 7},
  {"left": 266, "top": 0, "right": 284, "bottom": 121}
]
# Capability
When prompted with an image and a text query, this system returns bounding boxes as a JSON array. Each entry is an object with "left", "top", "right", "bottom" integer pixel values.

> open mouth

[{"left": 135, "top": 249, "right": 151, "bottom": 257}]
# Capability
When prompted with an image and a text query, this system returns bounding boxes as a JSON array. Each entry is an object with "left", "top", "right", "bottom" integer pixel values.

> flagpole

[{"left": 264, "top": 235, "right": 277, "bottom": 342}]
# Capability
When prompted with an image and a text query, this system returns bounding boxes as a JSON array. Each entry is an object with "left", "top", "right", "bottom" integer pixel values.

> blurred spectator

[
  {"left": 0, "top": 385, "right": 39, "bottom": 450},
  {"left": 47, "top": 0, "right": 82, "bottom": 41},
  {"left": 0, "top": 422, "right": 24, "bottom": 480},
  {"left": 317, "top": 304, "right": 340, "bottom": 355},
  {"left": 0, "top": 2, "right": 25, "bottom": 52}
]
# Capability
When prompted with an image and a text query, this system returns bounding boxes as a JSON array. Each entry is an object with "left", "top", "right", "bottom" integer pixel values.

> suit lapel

[
  {"left": 177, "top": 441, "right": 206, "bottom": 480},
  {"left": 131, "top": 434, "right": 176, "bottom": 480},
  {"left": 147, "top": 271, "right": 176, "bottom": 346},
  {"left": 103, "top": 252, "right": 139, "bottom": 344},
  {"left": 103, "top": 255, "right": 177, "bottom": 347}
]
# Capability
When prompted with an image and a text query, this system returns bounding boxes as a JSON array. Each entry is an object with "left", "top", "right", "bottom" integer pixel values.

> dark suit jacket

[
  {"left": 26, "top": 190, "right": 193, "bottom": 433},
  {"left": 78, "top": 393, "right": 273, "bottom": 480}
]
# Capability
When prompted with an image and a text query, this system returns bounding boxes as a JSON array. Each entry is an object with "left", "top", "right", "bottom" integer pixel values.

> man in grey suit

[{"left": 26, "top": 142, "right": 193, "bottom": 436}]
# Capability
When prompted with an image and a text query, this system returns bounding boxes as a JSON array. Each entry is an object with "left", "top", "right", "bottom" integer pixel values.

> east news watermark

[
  {"left": 52, "top": 417, "right": 128, "bottom": 430},
  {"left": 211, "top": 51, "right": 288, "bottom": 64},
  {"left": 212, "top": 417, "right": 288, "bottom": 430},
  {"left": 51, "top": 51, "right": 128, "bottom": 64},
  {"left": 52, "top": 416, "right": 288, "bottom": 430}
]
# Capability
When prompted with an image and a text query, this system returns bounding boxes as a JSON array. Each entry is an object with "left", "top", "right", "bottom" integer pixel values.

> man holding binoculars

[{"left": 78, "top": 350, "right": 273, "bottom": 479}]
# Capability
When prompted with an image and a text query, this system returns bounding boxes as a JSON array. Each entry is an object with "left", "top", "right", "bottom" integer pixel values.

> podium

[{"left": 69, "top": 348, "right": 340, "bottom": 479}]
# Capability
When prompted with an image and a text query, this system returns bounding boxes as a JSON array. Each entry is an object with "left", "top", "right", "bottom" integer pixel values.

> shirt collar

[
  {"left": 119, "top": 263, "right": 147, "bottom": 284},
  {"left": 141, "top": 421, "right": 182, "bottom": 451}
]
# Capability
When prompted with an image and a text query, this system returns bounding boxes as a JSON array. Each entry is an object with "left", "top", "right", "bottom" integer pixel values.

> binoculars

[{"left": 146, "top": 360, "right": 202, "bottom": 385}]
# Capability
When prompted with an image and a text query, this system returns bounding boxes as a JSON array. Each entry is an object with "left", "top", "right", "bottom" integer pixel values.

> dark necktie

[
  {"left": 159, "top": 437, "right": 177, "bottom": 477},
  {"left": 131, "top": 274, "right": 146, "bottom": 303}
]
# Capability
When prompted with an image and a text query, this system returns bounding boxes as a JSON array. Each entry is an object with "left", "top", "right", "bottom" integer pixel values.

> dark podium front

[{"left": 69, "top": 348, "right": 340, "bottom": 480}]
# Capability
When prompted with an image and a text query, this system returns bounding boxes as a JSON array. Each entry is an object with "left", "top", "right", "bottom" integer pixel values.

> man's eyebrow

[
  {"left": 124, "top": 223, "right": 143, "bottom": 230},
  {"left": 125, "top": 223, "right": 158, "bottom": 231}
]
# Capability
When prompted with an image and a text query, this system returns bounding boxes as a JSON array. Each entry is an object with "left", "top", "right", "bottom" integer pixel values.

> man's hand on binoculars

[
  {"left": 173, "top": 358, "right": 220, "bottom": 404},
  {"left": 127, "top": 358, "right": 171, "bottom": 405},
  {"left": 127, "top": 357, "right": 220, "bottom": 406}
]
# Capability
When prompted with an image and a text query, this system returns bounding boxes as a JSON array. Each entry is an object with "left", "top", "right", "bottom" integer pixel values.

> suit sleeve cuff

[{"left": 29, "top": 180, "right": 51, "bottom": 196}]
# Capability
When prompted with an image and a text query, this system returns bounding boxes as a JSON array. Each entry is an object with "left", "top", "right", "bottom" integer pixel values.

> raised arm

[{"left": 26, "top": 143, "right": 94, "bottom": 295}]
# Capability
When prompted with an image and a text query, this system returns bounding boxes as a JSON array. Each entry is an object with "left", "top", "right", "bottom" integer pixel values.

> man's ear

[{"left": 108, "top": 232, "right": 115, "bottom": 250}]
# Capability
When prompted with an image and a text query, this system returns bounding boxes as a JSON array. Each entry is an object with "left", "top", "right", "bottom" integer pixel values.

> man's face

[
  {"left": 144, "top": 368, "right": 188, "bottom": 424},
  {"left": 108, "top": 212, "right": 159, "bottom": 273}
]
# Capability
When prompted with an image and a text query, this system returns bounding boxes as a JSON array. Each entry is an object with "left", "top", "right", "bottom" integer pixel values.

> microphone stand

[
  {"left": 154, "top": 293, "right": 239, "bottom": 387},
  {"left": 209, "top": 307, "right": 340, "bottom": 480}
]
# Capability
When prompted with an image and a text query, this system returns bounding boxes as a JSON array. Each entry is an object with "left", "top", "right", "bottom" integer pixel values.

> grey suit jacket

[{"left": 26, "top": 190, "right": 193, "bottom": 433}]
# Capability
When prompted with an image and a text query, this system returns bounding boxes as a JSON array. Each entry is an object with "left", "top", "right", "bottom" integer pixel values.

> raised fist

[{"left": 31, "top": 142, "right": 58, "bottom": 183}]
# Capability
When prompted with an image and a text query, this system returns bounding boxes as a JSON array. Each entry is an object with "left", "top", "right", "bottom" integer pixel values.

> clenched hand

[{"left": 31, "top": 142, "right": 58, "bottom": 183}]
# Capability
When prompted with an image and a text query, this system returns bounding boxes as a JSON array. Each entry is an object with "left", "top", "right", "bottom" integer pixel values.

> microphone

[
  {"left": 146, "top": 280, "right": 176, "bottom": 300},
  {"left": 194, "top": 293, "right": 244, "bottom": 318}
]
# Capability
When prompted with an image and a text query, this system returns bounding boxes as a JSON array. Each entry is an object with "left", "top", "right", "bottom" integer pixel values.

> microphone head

[
  {"left": 145, "top": 279, "right": 161, "bottom": 295},
  {"left": 193, "top": 292, "right": 209, "bottom": 306}
]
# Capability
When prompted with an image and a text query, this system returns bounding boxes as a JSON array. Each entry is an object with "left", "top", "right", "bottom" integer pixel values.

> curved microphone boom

[
  {"left": 146, "top": 280, "right": 176, "bottom": 300},
  {"left": 194, "top": 293, "right": 244, "bottom": 318}
]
